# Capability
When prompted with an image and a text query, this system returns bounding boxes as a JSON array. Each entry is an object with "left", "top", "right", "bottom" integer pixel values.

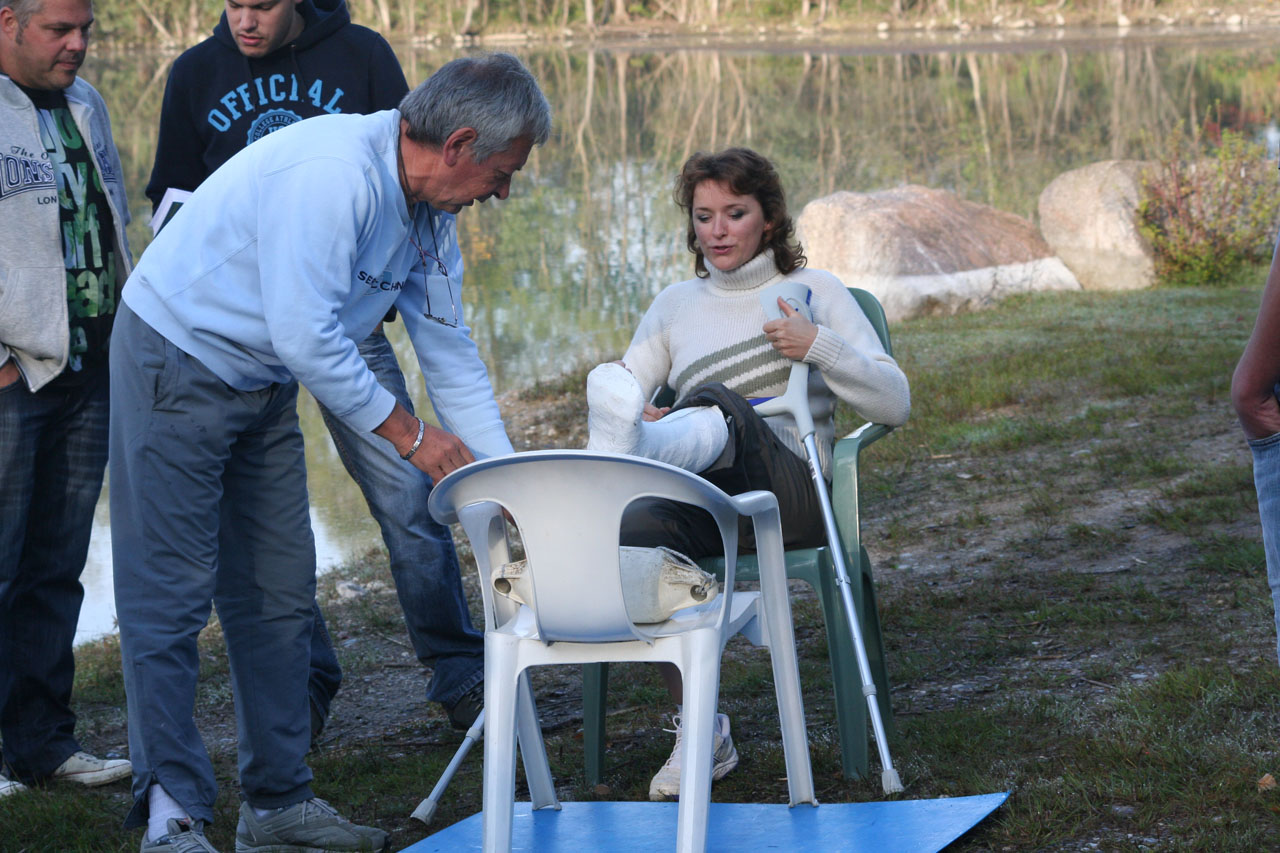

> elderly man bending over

[{"left": 109, "top": 53, "right": 550, "bottom": 853}]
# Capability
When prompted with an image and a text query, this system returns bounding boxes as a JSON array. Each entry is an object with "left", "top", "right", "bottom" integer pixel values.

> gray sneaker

[
  {"left": 141, "top": 819, "right": 221, "bottom": 852},
  {"left": 235, "top": 798, "right": 388, "bottom": 852}
]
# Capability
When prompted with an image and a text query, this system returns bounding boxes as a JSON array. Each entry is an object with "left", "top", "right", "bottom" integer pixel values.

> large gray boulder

[
  {"left": 796, "top": 185, "right": 1079, "bottom": 323},
  {"left": 1038, "top": 160, "right": 1156, "bottom": 291}
]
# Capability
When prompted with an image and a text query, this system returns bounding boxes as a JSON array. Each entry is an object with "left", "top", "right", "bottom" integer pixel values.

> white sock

[
  {"left": 147, "top": 784, "right": 188, "bottom": 841},
  {"left": 586, "top": 363, "right": 728, "bottom": 472}
]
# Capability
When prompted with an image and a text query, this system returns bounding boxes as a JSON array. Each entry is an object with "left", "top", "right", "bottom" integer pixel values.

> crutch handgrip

[{"left": 755, "top": 282, "right": 816, "bottom": 438}]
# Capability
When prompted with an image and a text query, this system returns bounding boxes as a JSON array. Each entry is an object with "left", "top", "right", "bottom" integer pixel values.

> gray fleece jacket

[{"left": 0, "top": 74, "right": 132, "bottom": 391}]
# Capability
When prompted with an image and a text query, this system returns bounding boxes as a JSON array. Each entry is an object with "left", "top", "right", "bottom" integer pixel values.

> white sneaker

[
  {"left": 51, "top": 751, "right": 132, "bottom": 787},
  {"left": 648, "top": 712, "right": 739, "bottom": 801},
  {"left": 0, "top": 772, "right": 28, "bottom": 797}
]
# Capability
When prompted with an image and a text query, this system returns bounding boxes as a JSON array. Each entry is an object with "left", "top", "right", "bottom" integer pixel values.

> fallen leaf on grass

[{"left": 1257, "top": 773, "right": 1276, "bottom": 792}]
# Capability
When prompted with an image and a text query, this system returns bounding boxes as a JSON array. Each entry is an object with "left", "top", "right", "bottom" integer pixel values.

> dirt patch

[{"left": 276, "top": 387, "right": 1261, "bottom": 741}]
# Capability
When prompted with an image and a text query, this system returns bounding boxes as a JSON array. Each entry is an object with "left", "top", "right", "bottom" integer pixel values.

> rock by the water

[
  {"left": 796, "top": 185, "right": 1079, "bottom": 322},
  {"left": 1038, "top": 160, "right": 1156, "bottom": 292}
]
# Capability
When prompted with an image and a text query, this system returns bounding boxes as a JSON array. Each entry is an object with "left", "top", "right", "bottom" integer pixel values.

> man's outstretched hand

[{"left": 375, "top": 403, "right": 474, "bottom": 483}]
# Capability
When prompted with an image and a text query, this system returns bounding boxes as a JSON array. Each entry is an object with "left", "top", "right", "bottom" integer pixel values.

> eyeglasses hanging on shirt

[{"left": 409, "top": 213, "right": 459, "bottom": 328}]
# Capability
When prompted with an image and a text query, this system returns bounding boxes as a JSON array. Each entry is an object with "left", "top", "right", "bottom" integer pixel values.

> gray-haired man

[{"left": 109, "top": 54, "right": 550, "bottom": 852}]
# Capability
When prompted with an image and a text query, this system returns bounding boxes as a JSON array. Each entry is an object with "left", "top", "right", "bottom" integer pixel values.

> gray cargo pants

[{"left": 109, "top": 304, "right": 316, "bottom": 828}]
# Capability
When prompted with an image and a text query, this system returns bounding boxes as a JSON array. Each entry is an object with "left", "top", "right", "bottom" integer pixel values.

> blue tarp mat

[{"left": 403, "top": 792, "right": 1008, "bottom": 852}]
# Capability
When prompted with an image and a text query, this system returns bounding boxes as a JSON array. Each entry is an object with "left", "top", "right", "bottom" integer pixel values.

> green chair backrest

[{"left": 848, "top": 287, "right": 892, "bottom": 357}]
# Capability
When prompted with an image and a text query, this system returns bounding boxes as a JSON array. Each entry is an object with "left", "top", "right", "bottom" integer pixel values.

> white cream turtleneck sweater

[{"left": 620, "top": 250, "right": 910, "bottom": 478}]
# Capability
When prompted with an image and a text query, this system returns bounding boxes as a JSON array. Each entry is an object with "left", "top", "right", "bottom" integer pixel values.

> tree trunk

[
  {"left": 461, "top": 0, "right": 479, "bottom": 33},
  {"left": 400, "top": 0, "right": 415, "bottom": 37},
  {"left": 131, "top": 0, "right": 174, "bottom": 45}
]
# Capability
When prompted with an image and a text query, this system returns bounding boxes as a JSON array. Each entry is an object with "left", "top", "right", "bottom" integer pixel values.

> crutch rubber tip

[
  {"left": 410, "top": 798, "right": 438, "bottom": 825},
  {"left": 882, "top": 768, "right": 904, "bottom": 795}
]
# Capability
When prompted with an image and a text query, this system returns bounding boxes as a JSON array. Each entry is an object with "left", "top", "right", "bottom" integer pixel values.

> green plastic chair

[{"left": 582, "top": 287, "right": 898, "bottom": 783}]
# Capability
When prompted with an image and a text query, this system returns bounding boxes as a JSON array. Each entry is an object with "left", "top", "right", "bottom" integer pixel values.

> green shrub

[{"left": 1138, "top": 123, "right": 1280, "bottom": 287}]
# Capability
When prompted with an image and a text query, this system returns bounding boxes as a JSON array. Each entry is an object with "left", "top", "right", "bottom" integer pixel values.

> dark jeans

[
  {"left": 309, "top": 329, "right": 482, "bottom": 717},
  {"left": 619, "top": 382, "right": 825, "bottom": 559},
  {"left": 0, "top": 372, "right": 107, "bottom": 781}
]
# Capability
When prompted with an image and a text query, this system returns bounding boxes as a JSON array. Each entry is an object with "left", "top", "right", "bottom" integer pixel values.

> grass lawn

[{"left": 9, "top": 270, "right": 1280, "bottom": 851}]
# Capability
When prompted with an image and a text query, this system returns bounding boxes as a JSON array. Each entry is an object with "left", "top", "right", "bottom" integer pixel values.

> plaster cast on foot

[
  {"left": 586, "top": 363, "right": 728, "bottom": 472},
  {"left": 586, "top": 362, "right": 647, "bottom": 455}
]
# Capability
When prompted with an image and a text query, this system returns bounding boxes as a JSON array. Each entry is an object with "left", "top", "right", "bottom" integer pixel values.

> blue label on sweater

[
  {"left": 247, "top": 108, "right": 304, "bottom": 144},
  {"left": 206, "top": 75, "right": 346, "bottom": 135},
  {"left": 356, "top": 268, "right": 402, "bottom": 292}
]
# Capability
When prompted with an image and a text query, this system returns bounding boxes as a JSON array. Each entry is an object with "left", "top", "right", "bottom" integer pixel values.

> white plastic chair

[{"left": 428, "top": 449, "right": 817, "bottom": 853}]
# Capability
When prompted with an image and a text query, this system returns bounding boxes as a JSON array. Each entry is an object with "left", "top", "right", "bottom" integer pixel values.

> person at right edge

[
  {"left": 585, "top": 147, "right": 911, "bottom": 800},
  {"left": 145, "top": 0, "right": 486, "bottom": 741},
  {"left": 1232, "top": 224, "right": 1280, "bottom": 667}
]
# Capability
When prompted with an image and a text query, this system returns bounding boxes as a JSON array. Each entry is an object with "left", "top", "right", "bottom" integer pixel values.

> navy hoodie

[{"left": 146, "top": 0, "right": 408, "bottom": 210}]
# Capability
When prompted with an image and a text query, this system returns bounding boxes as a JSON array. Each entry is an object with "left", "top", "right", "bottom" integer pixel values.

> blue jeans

[
  {"left": 111, "top": 306, "right": 316, "bottom": 827},
  {"left": 311, "top": 329, "right": 482, "bottom": 712},
  {"left": 0, "top": 372, "right": 107, "bottom": 781},
  {"left": 1251, "top": 430, "right": 1280, "bottom": 664}
]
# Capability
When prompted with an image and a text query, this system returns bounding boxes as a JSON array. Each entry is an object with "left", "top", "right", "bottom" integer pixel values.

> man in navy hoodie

[{"left": 146, "top": 0, "right": 486, "bottom": 744}]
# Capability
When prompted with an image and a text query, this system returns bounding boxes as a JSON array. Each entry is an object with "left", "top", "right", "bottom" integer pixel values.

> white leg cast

[
  {"left": 586, "top": 363, "right": 728, "bottom": 472},
  {"left": 586, "top": 363, "right": 646, "bottom": 455},
  {"left": 636, "top": 406, "right": 728, "bottom": 473}
]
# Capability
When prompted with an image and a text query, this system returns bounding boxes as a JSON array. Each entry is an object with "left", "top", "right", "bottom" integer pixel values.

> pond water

[{"left": 75, "top": 26, "right": 1280, "bottom": 643}]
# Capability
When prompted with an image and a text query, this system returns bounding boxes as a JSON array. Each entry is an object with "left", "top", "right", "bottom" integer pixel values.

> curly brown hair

[{"left": 674, "top": 147, "right": 806, "bottom": 278}]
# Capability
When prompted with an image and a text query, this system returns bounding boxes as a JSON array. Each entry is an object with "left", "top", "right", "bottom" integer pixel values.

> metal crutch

[
  {"left": 754, "top": 282, "right": 904, "bottom": 795},
  {"left": 409, "top": 708, "right": 485, "bottom": 825}
]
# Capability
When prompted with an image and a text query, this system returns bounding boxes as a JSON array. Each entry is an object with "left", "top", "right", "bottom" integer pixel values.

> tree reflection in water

[{"left": 75, "top": 31, "right": 1280, "bottom": 640}]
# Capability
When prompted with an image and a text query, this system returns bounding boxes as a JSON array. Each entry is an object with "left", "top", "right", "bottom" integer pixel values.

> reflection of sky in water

[
  {"left": 77, "top": 491, "right": 377, "bottom": 645},
  {"left": 77, "top": 509, "right": 116, "bottom": 645}
]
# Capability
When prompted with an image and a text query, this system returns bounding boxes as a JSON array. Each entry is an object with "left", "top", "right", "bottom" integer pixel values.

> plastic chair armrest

[
  {"left": 731, "top": 489, "right": 790, "bottom": 651},
  {"left": 728, "top": 487, "right": 781, "bottom": 519},
  {"left": 839, "top": 421, "right": 892, "bottom": 452}
]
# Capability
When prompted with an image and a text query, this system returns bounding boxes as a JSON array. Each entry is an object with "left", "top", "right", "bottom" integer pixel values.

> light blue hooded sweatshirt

[{"left": 123, "top": 109, "right": 511, "bottom": 458}]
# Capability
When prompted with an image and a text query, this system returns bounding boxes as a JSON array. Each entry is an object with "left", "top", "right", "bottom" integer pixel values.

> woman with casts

[{"left": 586, "top": 146, "right": 912, "bottom": 799}]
